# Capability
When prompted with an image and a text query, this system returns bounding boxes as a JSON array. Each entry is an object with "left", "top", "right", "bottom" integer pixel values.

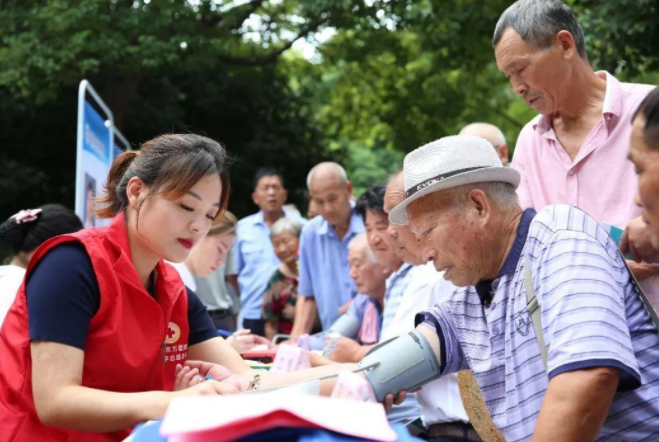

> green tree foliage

[
  {"left": 0, "top": 0, "right": 364, "bottom": 217},
  {"left": 0, "top": 0, "right": 658, "bottom": 222}
]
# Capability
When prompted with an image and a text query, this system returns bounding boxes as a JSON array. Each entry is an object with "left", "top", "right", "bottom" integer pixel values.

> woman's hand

[
  {"left": 173, "top": 362, "right": 243, "bottom": 397},
  {"left": 227, "top": 330, "right": 276, "bottom": 353},
  {"left": 173, "top": 364, "right": 201, "bottom": 391},
  {"left": 184, "top": 360, "right": 250, "bottom": 392},
  {"left": 173, "top": 378, "right": 239, "bottom": 397}
]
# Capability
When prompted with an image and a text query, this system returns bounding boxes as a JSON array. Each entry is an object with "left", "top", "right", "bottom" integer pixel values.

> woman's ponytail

[{"left": 95, "top": 150, "right": 139, "bottom": 219}]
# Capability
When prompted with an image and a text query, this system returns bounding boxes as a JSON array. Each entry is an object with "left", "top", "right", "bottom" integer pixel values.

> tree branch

[
  {"left": 225, "top": 0, "right": 267, "bottom": 30},
  {"left": 199, "top": 0, "right": 266, "bottom": 30},
  {"left": 217, "top": 15, "right": 330, "bottom": 66},
  {"left": 481, "top": 100, "right": 527, "bottom": 128}
]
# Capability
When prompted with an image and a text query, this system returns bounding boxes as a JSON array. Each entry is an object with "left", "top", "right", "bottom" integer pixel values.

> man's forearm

[
  {"left": 532, "top": 367, "right": 618, "bottom": 442},
  {"left": 290, "top": 296, "right": 317, "bottom": 336},
  {"left": 261, "top": 363, "right": 357, "bottom": 395}
]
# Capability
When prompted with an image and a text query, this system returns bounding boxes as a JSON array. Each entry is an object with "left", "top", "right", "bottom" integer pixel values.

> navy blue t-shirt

[{"left": 26, "top": 243, "right": 219, "bottom": 350}]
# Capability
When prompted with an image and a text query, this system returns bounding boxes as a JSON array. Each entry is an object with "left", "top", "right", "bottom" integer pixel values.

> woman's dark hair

[
  {"left": 355, "top": 184, "right": 387, "bottom": 221},
  {"left": 0, "top": 204, "right": 83, "bottom": 254},
  {"left": 96, "top": 134, "right": 231, "bottom": 219},
  {"left": 633, "top": 86, "right": 659, "bottom": 149}
]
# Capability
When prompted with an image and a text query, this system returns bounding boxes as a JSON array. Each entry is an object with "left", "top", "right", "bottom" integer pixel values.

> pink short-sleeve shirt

[{"left": 512, "top": 71, "right": 654, "bottom": 227}]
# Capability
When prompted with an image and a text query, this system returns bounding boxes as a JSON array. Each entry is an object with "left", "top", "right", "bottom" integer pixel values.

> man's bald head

[
  {"left": 459, "top": 123, "right": 509, "bottom": 165},
  {"left": 306, "top": 162, "right": 348, "bottom": 189},
  {"left": 306, "top": 162, "right": 353, "bottom": 228}
]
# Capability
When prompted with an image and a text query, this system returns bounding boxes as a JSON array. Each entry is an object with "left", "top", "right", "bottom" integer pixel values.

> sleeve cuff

[{"left": 548, "top": 358, "right": 641, "bottom": 392}]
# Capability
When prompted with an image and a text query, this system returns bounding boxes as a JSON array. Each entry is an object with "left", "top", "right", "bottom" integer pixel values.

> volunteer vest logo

[
  {"left": 514, "top": 310, "right": 532, "bottom": 336},
  {"left": 166, "top": 322, "right": 181, "bottom": 344}
]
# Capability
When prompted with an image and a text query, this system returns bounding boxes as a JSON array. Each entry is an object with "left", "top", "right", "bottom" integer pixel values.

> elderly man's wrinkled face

[
  {"left": 309, "top": 177, "right": 353, "bottom": 227},
  {"left": 495, "top": 28, "right": 570, "bottom": 116},
  {"left": 349, "top": 241, "right": 386, "bottom": 297},
  {"left": 629, "top": 115, "right": 659, "bottom": 249},
  {"left": 407, "top": 190, "right": 488, "bottom": 286},
  {"left": 384, "top": 174, "right": 425, "bottom": 265},
  {"left": 365, "top": 209, "right": 400, "bottom": 271},
  {"left": 252, "top": 175, "right": 287, "bottom": 214}
]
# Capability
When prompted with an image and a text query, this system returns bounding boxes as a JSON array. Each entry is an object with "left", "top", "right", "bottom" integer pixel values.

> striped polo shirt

[
  {"left": 381, "top": 263, "right": 413, "bottom": 338},
  {"left": 418, "top": 205, "right": 659, "bottom": 441}
]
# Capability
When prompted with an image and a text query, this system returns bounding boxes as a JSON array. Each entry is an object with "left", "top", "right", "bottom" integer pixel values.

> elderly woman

[
  {"left": 262, "top": 217, "right": 304, "bottom": 341},
  {"left": 629, "top": 86, "right": 659, "bottom": 252}
]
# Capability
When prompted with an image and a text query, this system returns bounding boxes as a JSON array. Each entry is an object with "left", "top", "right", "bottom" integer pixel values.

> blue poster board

[
  {"left": 76, "top": 99, "right": 114, "bottom": 228},
  {"left": 82, "top": 101, "right": 112, "bottom": 166}
]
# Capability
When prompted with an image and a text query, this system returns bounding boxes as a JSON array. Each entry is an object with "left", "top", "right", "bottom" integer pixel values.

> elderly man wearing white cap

[{"left": 355, "top": 135, "right": 659, "bottom": 441}]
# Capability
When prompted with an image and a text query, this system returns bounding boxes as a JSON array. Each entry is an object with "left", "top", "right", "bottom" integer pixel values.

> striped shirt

[
  {"left": 381, "top": 263, "right": 413, "bottom": 338},
  {"left": 418, "top": 205, "right": 659, "bottom": 441}
]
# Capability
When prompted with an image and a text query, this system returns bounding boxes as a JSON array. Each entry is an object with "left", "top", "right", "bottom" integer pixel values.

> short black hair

[
  {"left": 355, "top": 184, "right": 386, "bottom": 221},
  {"left": 633, "top": 86, "right": 659, "bottom": 150},
  {"left": 252, "top": 167, "right": 285, "bottom": 190},
  {"left": 0, "top": 204, "right": 83, "bottom": 254}
]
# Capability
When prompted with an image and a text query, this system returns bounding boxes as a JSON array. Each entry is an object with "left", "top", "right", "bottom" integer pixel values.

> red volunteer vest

[{"left": 0, "top": 213, "right": 190, "bottom": 441}]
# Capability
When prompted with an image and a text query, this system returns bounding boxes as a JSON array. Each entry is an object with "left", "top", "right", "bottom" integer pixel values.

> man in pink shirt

[{"left": 493, "top": 0, "right": 659, "bottom": 296}]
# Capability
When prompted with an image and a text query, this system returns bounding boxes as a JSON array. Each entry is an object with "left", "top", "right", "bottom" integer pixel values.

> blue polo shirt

[
  {"left": 234, "top": 210, "right": 306, "bottom": 324},
  {"left": 418, "top": 205, "right": 659, "bottom": 441},
  {"left": 298, "top": 207, "right": 364, "bottom": 329}
]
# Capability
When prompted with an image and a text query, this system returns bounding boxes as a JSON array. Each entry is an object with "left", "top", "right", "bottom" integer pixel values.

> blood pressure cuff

[
  {"left": 325, "top": 311, "right": 361, "bottom": 339},
  {"left": 357, "top": 329, "right": 442, "bottom": 402}
]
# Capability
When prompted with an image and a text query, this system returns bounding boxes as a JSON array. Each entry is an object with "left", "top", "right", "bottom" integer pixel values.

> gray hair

[
  {"left": 448, "top": 182, "right": 520, "bottom": 212},
  {"left": 270, "top": 217, "right": 303, "bottom": 239},
  {"left": 306, "top": 162, "right": 348, "bottom": 190},
  {"left": 348, "top": 233, "right": 378, "bottom": 264},
  {"left": 492, "top": 0, "right": 587, "bottom": 59}
]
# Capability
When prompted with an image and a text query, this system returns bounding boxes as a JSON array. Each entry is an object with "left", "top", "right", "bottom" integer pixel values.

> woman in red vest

[{"left": 0, "top": 134, "right": 255, "bottom": 441}]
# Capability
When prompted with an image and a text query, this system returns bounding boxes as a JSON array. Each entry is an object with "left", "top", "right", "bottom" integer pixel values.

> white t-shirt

[
  {"left": 383, "top": 262, "right": 469, "bottom": 426},
  {"left": 0, "top": 265, "right": 26, "bottom": 327},
  {"left": 168, "top": 262, "right": 197, "bottom": 292}
]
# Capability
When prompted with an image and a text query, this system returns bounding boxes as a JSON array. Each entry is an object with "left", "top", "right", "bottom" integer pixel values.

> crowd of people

[{"left": 1, "top": 0, "right": 659, "bottom": 441}]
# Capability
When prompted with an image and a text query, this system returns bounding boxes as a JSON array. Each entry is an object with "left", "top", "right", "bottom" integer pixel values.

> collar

[
  {"left": 278, "top": 263, "right": 298, "bottom": 280},
  {"left": 533, "top": 71, "right": 622, "bottom": 135},
  {"left": 254, "top": 211, "right": 266, "bottom": 226},
  {"left": 475, "top": 208, "right": 537, "bottom": 304},
  {"left": 105, "top": 212, "right": 182, "bottom": 302},
  {"left": 387, "top": 262, "right": 413, "bottom": 286},
  {"left": 318, "top": 201, "right": 358, "bottom": 236},
  {"left": 105, "top": 212, "right": 135, "bottom": 261},
  {"left": 369, "top": 296, "right": 383, "bottom": 314}
]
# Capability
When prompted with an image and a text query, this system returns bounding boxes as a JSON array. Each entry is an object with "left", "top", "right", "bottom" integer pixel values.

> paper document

[{"left": 160, "top": 394, "right": 397, "bottom": 442}]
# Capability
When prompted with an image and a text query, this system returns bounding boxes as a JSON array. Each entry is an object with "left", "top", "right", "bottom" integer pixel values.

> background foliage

[{"left": 1, "top": 0, "right": 658, "bottom": 221}]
